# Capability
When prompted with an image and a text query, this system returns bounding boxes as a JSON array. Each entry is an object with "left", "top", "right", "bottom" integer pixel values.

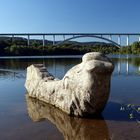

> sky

[{"left": 0, "top": 0, "right": 140, "bottom": 33}]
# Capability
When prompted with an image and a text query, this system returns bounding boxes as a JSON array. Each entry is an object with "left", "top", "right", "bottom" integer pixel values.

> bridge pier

[
  {"left": 27, "top": 35, "right": 30, "bottom": 46},
  {"left": 118, "top": 35, "right": 121, "bottom": 45},
  {"left": 53, "top": 35, "right": 55, "bottom": 45},
  {"left": 63, "top": 35, "right": 65, "bottom": 41},
  {"left": 109, "top": 35, "right": 112, "bottom": 40},
  {"left": 138, "top": 35, "right": 140, "bottom": 42},
  {"left": 127, "top": 35, "right": 129, "bottom": 46},
  {"left": 118, "top": 35, "right": 122, "bottom": 53},
  {"left": 43, "top": 35, "right": 45, "bottom": 46},
  {"left": 12, "top": 34, "right": 14, "bottom": 43}
]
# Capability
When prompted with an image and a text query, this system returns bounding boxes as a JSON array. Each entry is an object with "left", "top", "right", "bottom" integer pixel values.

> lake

[{"left": 0, "top": 55, "right": 140, "bottom": 140}]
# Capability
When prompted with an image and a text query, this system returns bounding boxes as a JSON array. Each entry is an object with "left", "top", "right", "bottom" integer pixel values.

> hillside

[{"left": 0, "top": 36, "right": 119, "bottom": 56}]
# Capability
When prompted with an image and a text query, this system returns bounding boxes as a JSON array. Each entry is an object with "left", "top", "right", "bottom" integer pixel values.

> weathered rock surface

[{"left": 25, "top": 52, "right": 114, "bottom": 117}]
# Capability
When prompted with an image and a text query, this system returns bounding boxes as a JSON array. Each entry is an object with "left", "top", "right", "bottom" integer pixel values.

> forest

[{"left": 0, "top": 37, "right": 140, "bottom": 56}]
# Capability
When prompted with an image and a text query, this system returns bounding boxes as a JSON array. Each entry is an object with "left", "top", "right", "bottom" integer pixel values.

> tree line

[{"left": 0, "top": 37, "right": 140, "bottom": 56}]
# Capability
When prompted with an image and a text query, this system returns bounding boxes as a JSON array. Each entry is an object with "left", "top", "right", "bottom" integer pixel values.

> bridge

[{"left": 0, "top": 33, "right": 140, "bottom": 47}]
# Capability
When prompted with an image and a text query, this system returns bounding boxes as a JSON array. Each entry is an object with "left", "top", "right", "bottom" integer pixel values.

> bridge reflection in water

[
  {"left": 49, "top": 56, "right": 140, "bottom": 77},
  {"left": 115, "top": 55, "right": 140, "bottom": 75},
  {"left": 0, "top": 55, "right": 140, "bottom": 79}
]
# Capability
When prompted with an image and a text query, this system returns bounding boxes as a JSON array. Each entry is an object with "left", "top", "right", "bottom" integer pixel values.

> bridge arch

[{"left": 56, "top": 35, "right": 121, "bottom": 48}]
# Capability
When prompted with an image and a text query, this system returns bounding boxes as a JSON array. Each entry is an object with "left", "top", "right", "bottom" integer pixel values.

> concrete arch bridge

[{"left": 0, "top": 33, "right": 140, "bottom": 48}]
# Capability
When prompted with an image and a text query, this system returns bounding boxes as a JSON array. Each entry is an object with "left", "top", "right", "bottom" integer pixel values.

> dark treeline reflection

[
  {"left": 26, "top": 95, "right": 110, "bottom": 140},
  {"left": 112, "top": 57, "right": 140, "bottom": 67},
  {"left": 0, "top": 58, "right": 81, "bottom": 79},
  {"left": 0, "top": 56, "right": 140, "bottom": 70},
  {"left": 0, "top": 58, "right": 81, "bottom": 71},
  {"left": 0, "top": 56, "right": 140, "bottom": 79}
]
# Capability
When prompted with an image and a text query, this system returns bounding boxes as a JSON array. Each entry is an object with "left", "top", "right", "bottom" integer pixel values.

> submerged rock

[{"left": 25, "top": 52, "right": 114, "bottom": 117}]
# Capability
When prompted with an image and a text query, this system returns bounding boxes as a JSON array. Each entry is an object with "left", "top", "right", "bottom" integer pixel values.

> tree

[{"left": 131, "top": 41, "right": 140, "bottom": 54}]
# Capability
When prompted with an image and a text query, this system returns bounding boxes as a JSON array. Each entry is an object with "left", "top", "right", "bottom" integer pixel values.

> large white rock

[{"left": 25, "top": 52, "right": 114, "bottom": 117}]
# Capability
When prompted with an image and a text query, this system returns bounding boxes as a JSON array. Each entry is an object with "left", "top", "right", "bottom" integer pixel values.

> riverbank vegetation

[{"left": 0, "top": 37, "right": 140, "bottom": 56}]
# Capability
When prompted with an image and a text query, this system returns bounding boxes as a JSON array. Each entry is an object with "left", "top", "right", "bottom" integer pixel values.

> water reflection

[
  {"left": 113, "top": 57, "right": 140, "bottom": 75},
  {"left": 26, "top": 95, "right": 110, "bottom": 140},
  {"left": 0, "top": 69, "right": 25, "bottom": 79},
  {"left": 0, "top": 56, "right": 140, "bottom": 79},
  {"left": 0, "top": 58, "right": 81, "bottom": 79},
  {"left": 0, "top": 55, "right": 140, "bottom": 140}
]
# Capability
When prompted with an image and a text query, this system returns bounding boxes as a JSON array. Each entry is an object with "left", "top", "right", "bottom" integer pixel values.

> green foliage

[
  {"left": 120, "top": 104, "right": 140, "bottom": 122},
  {"left": 6, "top": 45, "right": 43, "bottom": 56},
  {"left": 120, "top": 46, "right": 132, "bottom": 54},
  {"left": 0, "top": 43, "right": 120, "bottom": 56},
  {"left": 0, "top": 40, "right": 11, "bottom": 56},
  {"left": 131, "top": 41, "right": 140, "bottom": 54},
  {"left": 31, "top": 40, "right": 40, "bottom": 47},
  {"left": 1, "top": 36, "right": 140, "bottom": 56}
]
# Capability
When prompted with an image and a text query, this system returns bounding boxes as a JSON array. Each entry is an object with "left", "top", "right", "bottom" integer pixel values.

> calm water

[{"left": 0, "top": 55, "right": 140, "bottom": 140}]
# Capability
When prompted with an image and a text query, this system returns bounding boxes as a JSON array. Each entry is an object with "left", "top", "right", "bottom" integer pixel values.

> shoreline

[{"left": 0, "top": 54, "right": 140, "bottom": 59}]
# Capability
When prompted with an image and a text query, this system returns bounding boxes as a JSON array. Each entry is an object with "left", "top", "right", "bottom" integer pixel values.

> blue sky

[{"left": 0, "top": 0, "right": 140, "bottom": 33}]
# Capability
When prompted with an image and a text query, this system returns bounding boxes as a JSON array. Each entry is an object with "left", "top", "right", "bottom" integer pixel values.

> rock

[
  {"left": 25, "top": 52, "right": 114, "bottom": 117},
  {"left": 26, "top": 95, "right": 110, "bottom": 140}
]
